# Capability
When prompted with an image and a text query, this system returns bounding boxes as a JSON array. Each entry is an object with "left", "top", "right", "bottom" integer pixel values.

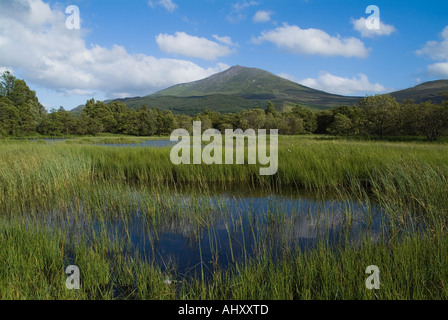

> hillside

[
  {"left": 72, "top": 66, "right": 448, "bottom": 116},
  {"left": 97, "top": 66, "right": 361, "bottom": 116},
  {"left": 389, "top": 80, "right": 448, "bottom": 104},
  {"left": 146, "top": 65, "right": 361, "bottom": 113}
]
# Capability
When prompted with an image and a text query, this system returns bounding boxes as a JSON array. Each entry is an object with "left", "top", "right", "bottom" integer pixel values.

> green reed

[{"left": 0, "top": 136, "right": 448, "bottom": 299}]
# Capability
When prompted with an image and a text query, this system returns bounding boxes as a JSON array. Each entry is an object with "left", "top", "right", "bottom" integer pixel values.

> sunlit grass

[{"left": 0, "top": 136, "right": 448, "bottom": 299}]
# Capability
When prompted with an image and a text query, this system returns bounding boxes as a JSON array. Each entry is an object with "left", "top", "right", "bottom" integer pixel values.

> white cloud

[
  {"left": 63, "top": 89, "right": 95, "bottom": 97},
  {"left": 351, "top": 17, "right": 396, "bottom": 38},
  {"left": 416, "top": 26, "right": 448, "bottom": 61},
  {"left": 427, "top": 62, "right": 448, "bottom": 77},
  {"left": 212, "top": 35, "right": 238, "bottom": 47},
  {"left": 148, "top": 0, "right": 178, "bottom": 13},
  {"left": 277, "top": 73, "right": 299, "bottom": 83},
  {"left": 253, "top": 10, "right": 272, "bottom": 23},
  {"left": 283, "top": 72, "right": 388, "bottom": 96},
  {"left": 0, "top": 66, "right": 14, "bottom": 74},
  {"left": 156, "top": 32, "right": 235, "bottom": 60},
  {"left": 227, "top": 0, "right": 259, "bottom": 23},
  {"left": 252, "top": 24, "right": 369, "bottom": 58},
  {"left": 416, "top": 26, "right": 448, "bottom": 77},
  {"left": 0, "top": 0, "right": 228, "bottom": 99}
]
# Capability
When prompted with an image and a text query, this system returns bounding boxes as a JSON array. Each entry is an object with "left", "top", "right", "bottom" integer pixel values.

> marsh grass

[{"left": 1, "top": 136, "right": 448, "bottom": 299}]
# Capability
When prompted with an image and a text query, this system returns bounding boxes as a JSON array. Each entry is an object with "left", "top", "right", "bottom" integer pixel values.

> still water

[
  {"left": 81, "top": 189, "right": 385, "bottom": 278},
  {"left": 29, "top": 139, "right": 385, "bottom": 277},
  {"left": 97, "top": 140, "right": 176, "bottom": 148}
]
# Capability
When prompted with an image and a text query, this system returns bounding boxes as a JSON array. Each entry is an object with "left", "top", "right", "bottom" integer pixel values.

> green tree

[
  {"left": 119, "top": 108, "right": 140, "bottom": 136},
  {"left": 194, "top": 114, "right": 213, "bottom": 132},
  {"left": 264, "top": 113, "right": 287, "bottom": 132},
  {"left": 0, "top": 96, "right": 20, "bottom": 136},
  {"left": 0, "top": 72, "right": 46, "bottom": 135},
  {"left": 265, "top": 101, "right": 277, "bottom": 116},
  {"left": 237, "top": 108, "right": 266, "bottom": 131},
  {"left": 291, "top": 105, "right": 317, "bottom": 134},
  {"left": 398, "top": 99, "right": 419, "bottom": 136},
  {"left": 284, "top": 114, "right": 305, "bottom": 135},
  {"left": 0, "top": 71, "right": 16, "bottom": 97},
  {"left": 327, "top": 114, "right": 354, "bottom": 136},
  {"left": 137, "top": 106, "right": 158, "bottom": 136},
  {"left": 157, "top": 110, "right": 178, "bottom": 135},
  {"left": 358, "top": 94, "right": 400, "bottom": 137},
  {"left": 82, "top": 99, "right": 118, "bottom": 133},
  {"left": 414, "top": 101, "right": 448, "bottom": 141},
  {"left": 315, "top": 110, "right": 334, "bottom": 134},
  {"left": 175, "top": 114, "right": 193, "bottom": 134}
]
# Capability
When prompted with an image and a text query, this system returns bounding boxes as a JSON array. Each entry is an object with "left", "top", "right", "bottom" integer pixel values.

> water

[
  {"left": 97, "top": 140, "right": 176, "bottom": 148},
  {"left": 59, "top": 188, "right": 384, "bottom": 278},
  {"left": 32, "top": 183, "right": 384, "bottom": 280},
  {"left": 29, "top": 138, "right": 175, "bottom": 148}
]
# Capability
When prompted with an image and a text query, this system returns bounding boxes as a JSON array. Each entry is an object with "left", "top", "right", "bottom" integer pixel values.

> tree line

[{"left": 1, "top": 71, "right": 448, "bottom": 140}]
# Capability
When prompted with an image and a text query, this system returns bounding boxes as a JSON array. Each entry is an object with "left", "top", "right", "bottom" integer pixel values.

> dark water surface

[
  {"left": 92, "top": 189, "right": 385, "bottom": 278},
  {"left": 97, "top": 140, "right": 176, "bottom": 148},
  {"left": 26, "top": 138, "right": 385, "bottom": 278}
]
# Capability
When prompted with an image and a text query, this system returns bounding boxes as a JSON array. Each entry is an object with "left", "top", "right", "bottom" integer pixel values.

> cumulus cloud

[
  {"left": 252, "top": 24, "right": 369, "bottom": 58},
  {"left": 253, "top": 10, "right": 272, "bottom": 23},
  {"left": 351, "top": 17, "right": 396, "bottom": 38},
  {"left": 427, "top": 62, "right": 448, "bottom": 77},
  {"left": 416, "top": 26, "right": 448, "bottom": 77},
  {"left": 277, "top": 73, "right": 300, "bottom": 83},
  {"left": 212, "top": 35, "right": 238, "bottom": 47},
  {"left": 227, "top": 0, "right": 259, "bottom": 23},
  {"left": 0, "top": 66, "right": 14, "bottom": 74},
  {"left": 148, "top": 0, "right": 178, "bottom": 13},
  {"left": 156, "top": 32, "right": 235, "bottom": 60},
  {"left": 280, "top": 72, "right": 387, "bottom": 96},
  {"left": 416, "top": 26, "right": 448, "bottom": 60},
  {"left": 0, "top": 0, "right": 228, "bottom": 98}
]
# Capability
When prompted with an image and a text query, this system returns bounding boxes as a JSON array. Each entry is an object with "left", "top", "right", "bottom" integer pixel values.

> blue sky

[{"left": 1, "top": 0, "right": 447, "bottom": 110}]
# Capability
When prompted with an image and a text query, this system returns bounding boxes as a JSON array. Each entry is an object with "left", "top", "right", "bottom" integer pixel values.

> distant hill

[
  {"left": 127, "top": 65, "right": 361, "bottom": 114},
  {"left": 389, "top": 80, "right": 448, "bottom": 104},
  {"left": 72, "top": 66, "right": 448, "bottom": 116}
]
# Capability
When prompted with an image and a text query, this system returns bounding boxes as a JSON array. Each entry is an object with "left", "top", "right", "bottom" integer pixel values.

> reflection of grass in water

[
  {"left": 2, "top": 216, "right": 447, "bottom": 299},
  {"left": 184, "top": 233, "right": 448, "bottom": 300},
  {"left": 1, "top": 137, "right": 448, "bottom": 299},
  {"left": 64, "top": 136, "right": 170, "bottom": 145}
]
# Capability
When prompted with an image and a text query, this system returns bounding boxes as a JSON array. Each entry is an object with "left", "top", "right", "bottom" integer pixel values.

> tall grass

[{"left": 0, "top": 137, "right": 447, "bottom": 299}]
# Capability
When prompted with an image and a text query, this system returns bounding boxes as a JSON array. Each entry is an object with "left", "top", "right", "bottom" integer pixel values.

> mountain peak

[
  {"left": 151, "top": 65, "right": 285, "bottom": 98},
  {"left": 139, "top": 66, "right": 448, "bottom": 115}
]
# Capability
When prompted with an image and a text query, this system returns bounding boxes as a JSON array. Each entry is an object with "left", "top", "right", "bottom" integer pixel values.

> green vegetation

[
  {"left": 2, "top": 71, "right": 448, "bottom": 142},
  {"left": 1, "top": 137, "right": 448, "bottom": 299},
  {"left": 2, "top": 70, "right": 448, "bottom": 300},
  {"left": 105, "top": 66, "right": 448, "bottom": 115},
  {"left": 130, "top": 65, "right": 361, "bottom": 113},
  {"left": 0, "top": 71, "right": 46, "bottom": 136}
]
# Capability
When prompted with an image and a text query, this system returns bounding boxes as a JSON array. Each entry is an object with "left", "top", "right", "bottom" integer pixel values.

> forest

[{"left": 1, "top": 71, "right": 448, "bottom": 141}]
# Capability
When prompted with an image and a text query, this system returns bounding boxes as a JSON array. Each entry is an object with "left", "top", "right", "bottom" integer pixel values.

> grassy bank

[
  {"left": 2, "top": 217, "right": 447, "bottom": 300},
  {"left": 0, "top": 136, "right": 447, "bottom": 299}
]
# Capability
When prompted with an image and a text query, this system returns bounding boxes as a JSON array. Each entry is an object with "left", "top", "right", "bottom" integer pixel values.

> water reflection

[
  {"left": 39, "top": 187, "right": 385, "bottom": 278},
  {"left": 97, "top": 140, "right": 175, "bottom": 148},
  {"left": 118, "top": 191, "right": 384, "bottom": 277}
]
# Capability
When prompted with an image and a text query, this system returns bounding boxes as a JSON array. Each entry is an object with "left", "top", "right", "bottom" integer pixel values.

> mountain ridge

[{"left": 72, "top": 66, "right": 448, "bottom": 115}]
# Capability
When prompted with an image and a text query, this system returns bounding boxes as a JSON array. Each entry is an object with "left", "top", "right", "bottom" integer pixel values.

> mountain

[
  {"left": 152, "top": 65, "right": 357, "bottom": 103},
  {"left": 389, "top": 80, "right": 448, "bottom": 104},
  {"left": 104, "top": 66, "right": 362, "bottom": 115},
  {"left": 72, "top": 66, "right": 448, "bottom": 115}
]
